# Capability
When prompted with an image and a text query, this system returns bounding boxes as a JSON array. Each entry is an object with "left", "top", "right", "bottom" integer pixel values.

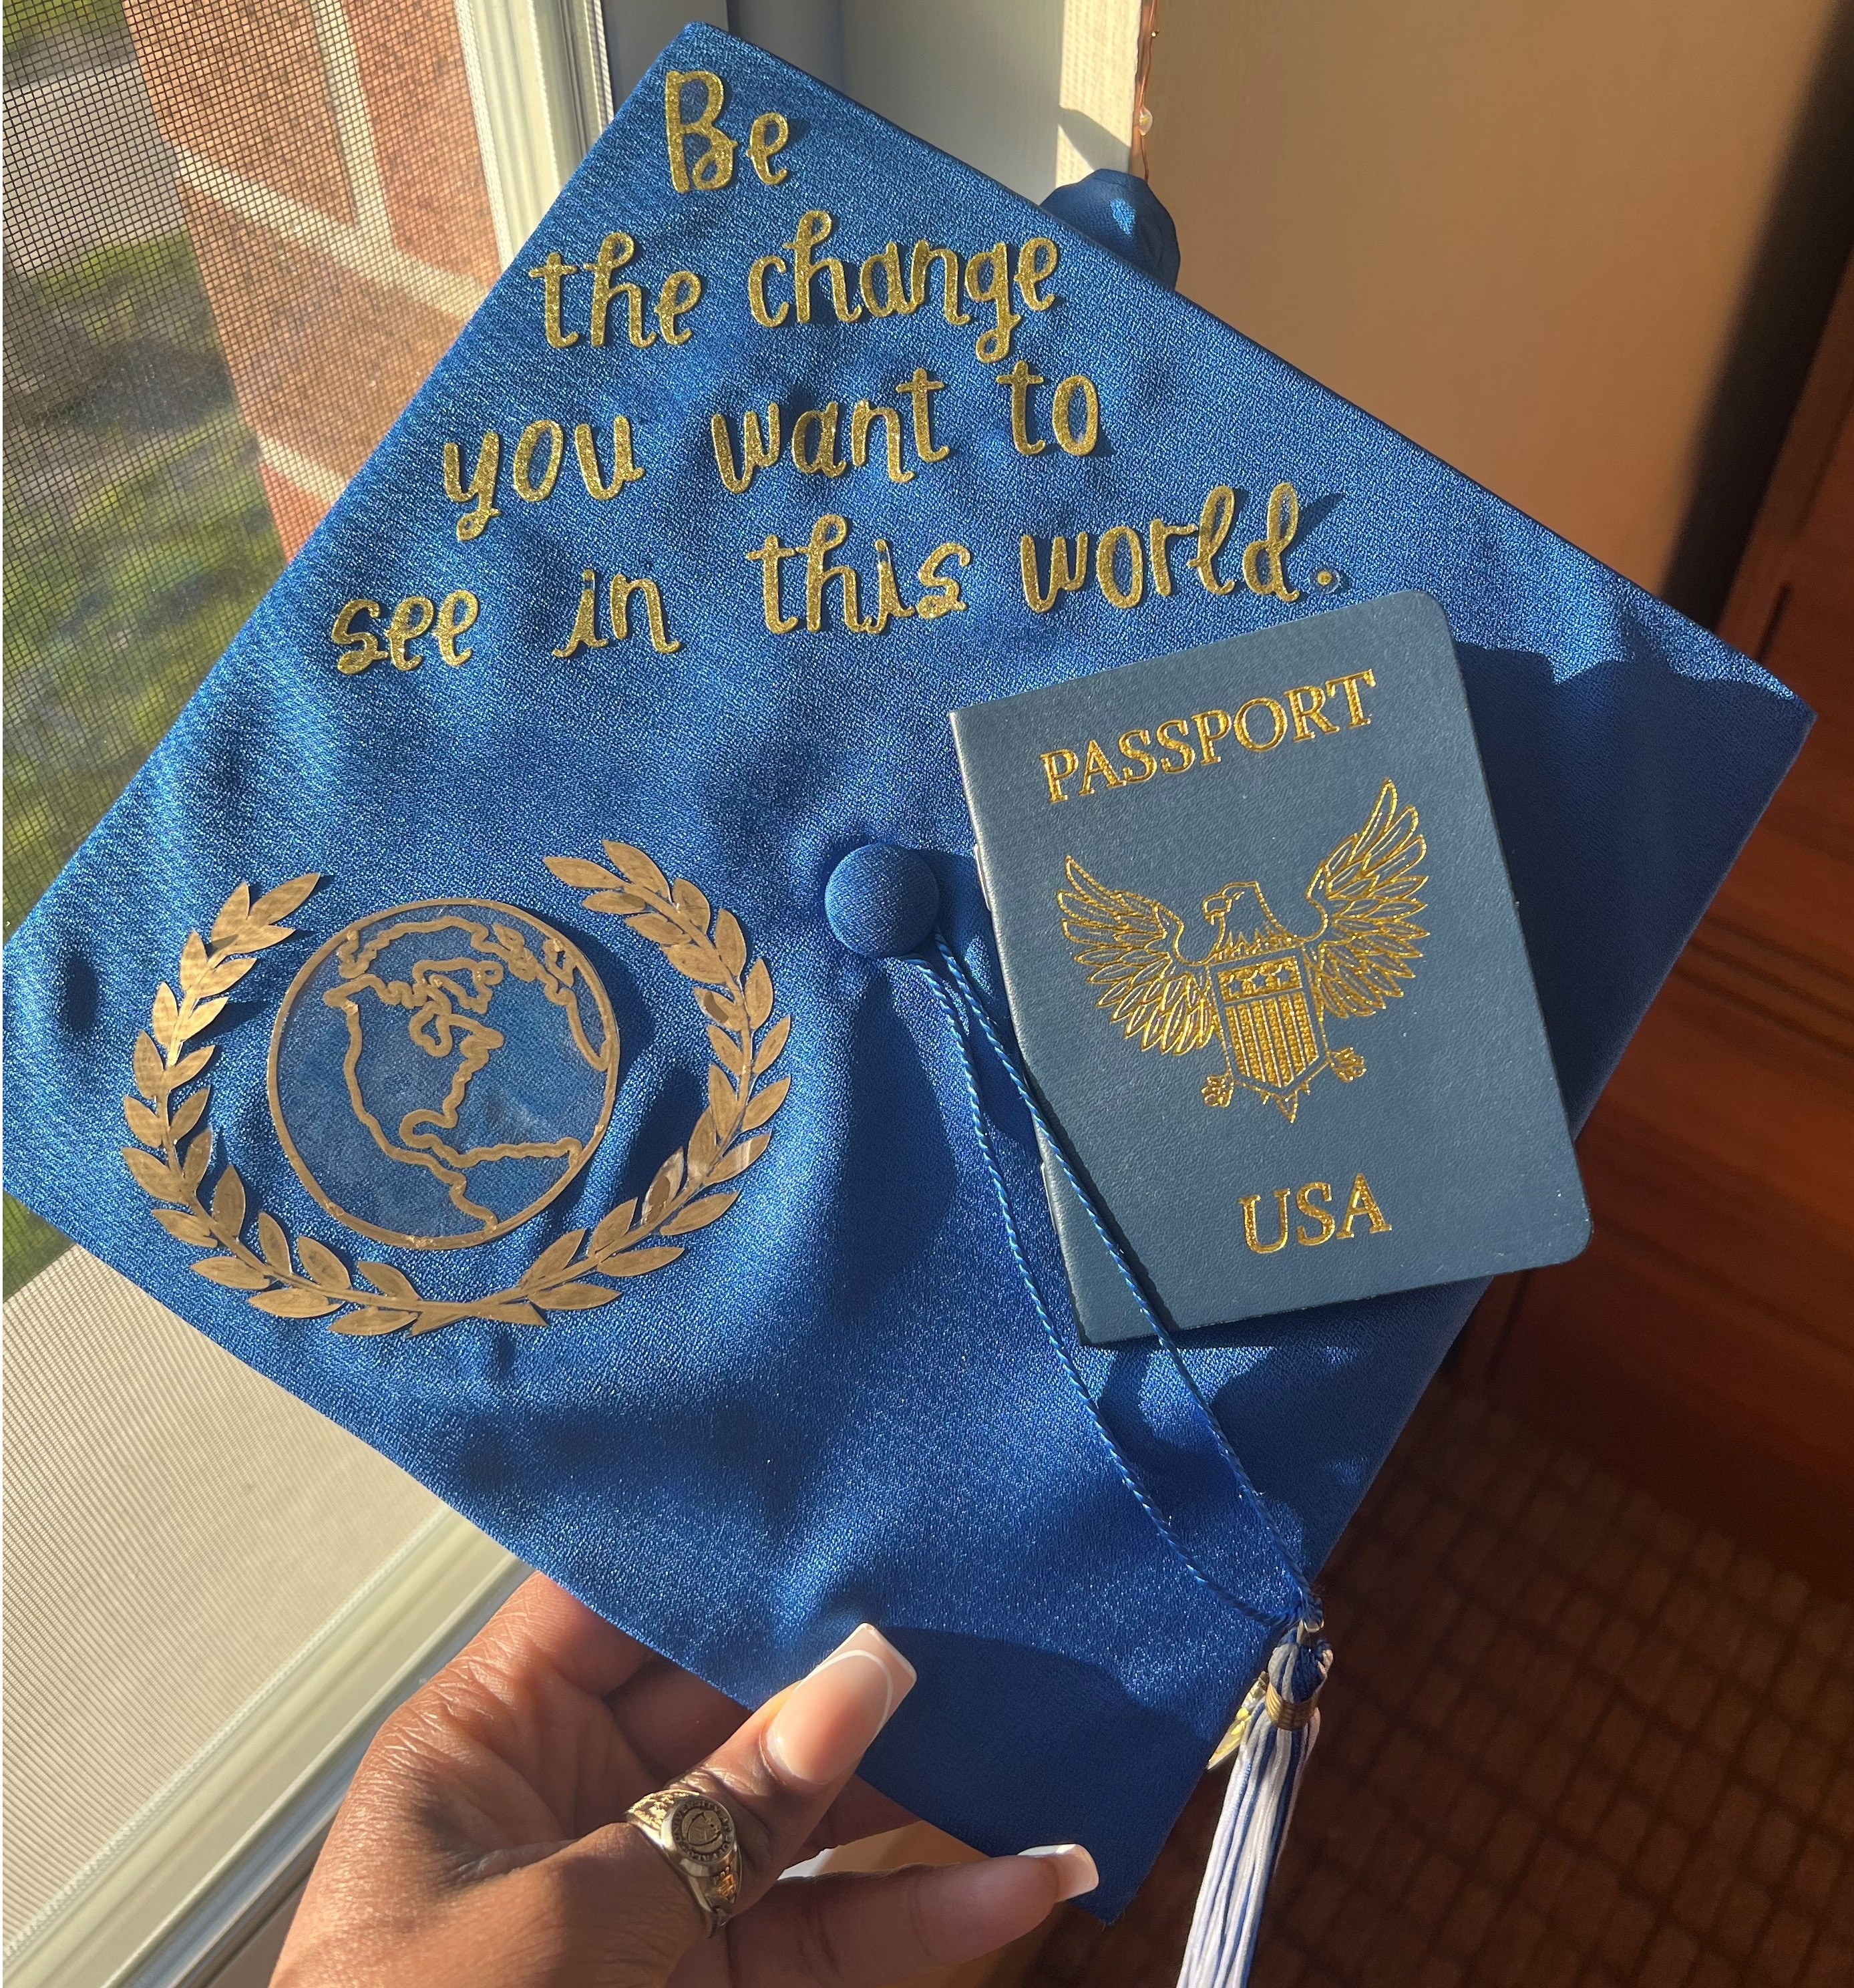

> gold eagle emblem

[{"left": 1059, "top": 779, "right": 1428, "bottom": 1120}]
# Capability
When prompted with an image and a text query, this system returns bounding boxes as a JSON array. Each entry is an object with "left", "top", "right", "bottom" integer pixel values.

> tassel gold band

[
  {"left": 1210, "top": 1613, "right": 1327, "bottom": 1764},
  {"left": 1263, "top": 1679, "right": 1320, "bottom": 1729}
]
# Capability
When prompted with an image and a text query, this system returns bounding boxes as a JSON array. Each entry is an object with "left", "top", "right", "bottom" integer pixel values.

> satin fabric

[{"left": 2, "top": 27, "right": 1809, "bottom": 1913}]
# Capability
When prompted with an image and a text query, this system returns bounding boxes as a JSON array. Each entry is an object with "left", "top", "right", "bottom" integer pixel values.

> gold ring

[{"left": 626, "top": 1785, "right": 741, "bottom": 1934}]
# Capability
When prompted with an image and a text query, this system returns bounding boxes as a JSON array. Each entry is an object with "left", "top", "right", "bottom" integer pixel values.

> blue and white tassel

[
  {"left": 911, "top": 938, "right": 1330, "bottom": 1985},
  {"left": 1179, "top": 1613, "right": 1333, "bottom": 1988}
]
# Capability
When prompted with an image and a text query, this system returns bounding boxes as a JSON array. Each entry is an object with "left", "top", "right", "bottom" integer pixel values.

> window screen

[
  {"left": 3, "top": 0, "right": 500, "bottom": 1294},
  {"left": 3, "top": 3, "right": 514, "bottom": 1971},
  {"left": 1, "top": 11, "right": 1139, "bottom": 1972}
]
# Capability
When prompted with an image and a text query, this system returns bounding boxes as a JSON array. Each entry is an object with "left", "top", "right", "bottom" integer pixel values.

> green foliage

[
  {"left": 35, "top": 232, "right": 204, "bottom": 338},
  {"left": 3, "top": 226, "right": 285, "bottom": 1283},
  {"left": 3, "top": 0, "right": 127, "bottom": 61},
  {"left": 4, "top": 1194, "right": 70, "bottom": 1295},
  {"left": 4, "top": 230, "right": 285, "bottom": 937},
  {"left": 3, "top": 422, "right": 285, "bottom": 932}
]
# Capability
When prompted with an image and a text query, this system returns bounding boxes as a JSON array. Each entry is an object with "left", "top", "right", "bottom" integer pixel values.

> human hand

[{"left": 274, "top": 1574, "right": 1096, "bottom": 1988}]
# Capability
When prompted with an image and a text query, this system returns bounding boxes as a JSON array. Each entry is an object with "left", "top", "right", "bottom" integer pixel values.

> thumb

[{"left": 550, "top": 1627, "right": 916, "bottom": 1971}]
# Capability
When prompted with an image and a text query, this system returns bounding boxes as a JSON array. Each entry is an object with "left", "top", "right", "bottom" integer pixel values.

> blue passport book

[{"left": 950, "top": 591, "right": 1591, "bottom": 1342}]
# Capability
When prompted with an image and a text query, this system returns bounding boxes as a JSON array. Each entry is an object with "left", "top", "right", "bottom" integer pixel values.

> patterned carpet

[{"left": 1014, "top": 1381, "right": 1854, "bottom": 1988}]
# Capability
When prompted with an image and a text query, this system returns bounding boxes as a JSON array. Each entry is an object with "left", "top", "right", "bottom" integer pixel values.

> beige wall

[
  {"left": 844, "top": 0, "right": 1141, "bottom": 202},
  {"left": 1145, "top": 0, "right": 1853, "bottom": 613}
]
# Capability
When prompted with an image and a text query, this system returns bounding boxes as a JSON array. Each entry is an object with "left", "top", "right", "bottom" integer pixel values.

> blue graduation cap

[{"left": 3, "top": 21, "right": 1808, "bottom": 1948}]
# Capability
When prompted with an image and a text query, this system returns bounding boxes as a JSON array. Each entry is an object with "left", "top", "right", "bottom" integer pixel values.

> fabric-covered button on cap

[
  {"left": 1039, "top": 169, "right": 1181, "bottom": 291},
  {"left": 825, "top": 844, "right": 940, "bottom": 957}
]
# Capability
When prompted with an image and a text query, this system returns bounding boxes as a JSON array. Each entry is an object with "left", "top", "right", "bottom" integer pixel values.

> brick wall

[{"left": 124, "top": 0, "right": 502, "bottom": 555}]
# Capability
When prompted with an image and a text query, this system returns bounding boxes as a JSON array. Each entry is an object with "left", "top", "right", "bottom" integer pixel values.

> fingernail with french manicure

[
  {"left": 765, "top": 1625, "right": 917, "bottom": 1789},
  {"left": 1019, "top": 1844, "right": 1099, "bottom": 1900}
]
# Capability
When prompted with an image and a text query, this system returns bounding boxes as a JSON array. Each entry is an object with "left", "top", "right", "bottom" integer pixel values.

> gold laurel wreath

[{"left": 122, "top": 848, "right": 789, "bottom": 1335}]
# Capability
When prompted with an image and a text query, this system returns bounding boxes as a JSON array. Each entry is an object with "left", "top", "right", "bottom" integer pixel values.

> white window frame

[
  {"left": 6, "top": 1518, "right": 522, "bottom": 1988},
  {"left": 455, "top": 0, "right": 614, "bottom": 266},
  {"left": 6, "top": 11, "right": 606, "bottom": 1981},
  {"left": 5, "top": 7, "right": 1141, "bottom": 1977}
]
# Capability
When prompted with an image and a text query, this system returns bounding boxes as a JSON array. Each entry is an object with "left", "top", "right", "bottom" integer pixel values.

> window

[
  {"left": 2, "top": 6, "right": 1137, "bottom": 1979},
  {"left": 2, "top": 4, "right": 550, "bottom": 1977}
]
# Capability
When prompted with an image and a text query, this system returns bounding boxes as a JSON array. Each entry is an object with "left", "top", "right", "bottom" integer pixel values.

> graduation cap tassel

[
  {"left": 1179, "top": 1614, "right": 1332, "bottom": 1988},
  {"left": 916, "top": 938, "right": 1335, "bottom": 1977}
]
